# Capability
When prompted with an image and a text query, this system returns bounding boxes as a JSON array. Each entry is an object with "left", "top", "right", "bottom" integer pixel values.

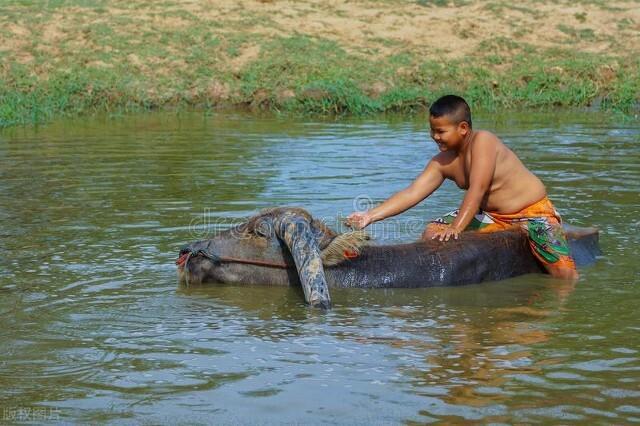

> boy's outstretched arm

[
  {"left": 348, "top": 159, "right": 445, "bottom": 229},
  {"left": 434, "top": 136, "right": 497, "bottom": 241}
]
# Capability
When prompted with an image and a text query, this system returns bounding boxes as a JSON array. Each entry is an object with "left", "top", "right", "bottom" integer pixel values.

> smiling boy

[{"left": 347, "top": 95, "right": 578, "bottom": 280}]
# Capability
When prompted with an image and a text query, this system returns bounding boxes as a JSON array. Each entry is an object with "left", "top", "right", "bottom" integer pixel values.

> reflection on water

[{"left": 0, "top": 111, "right": 638, "bottom": 423}]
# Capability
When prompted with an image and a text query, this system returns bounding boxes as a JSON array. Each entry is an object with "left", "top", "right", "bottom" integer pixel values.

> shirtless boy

[{"left": 347, "top": 95, "right": 578, "bottom": 280}]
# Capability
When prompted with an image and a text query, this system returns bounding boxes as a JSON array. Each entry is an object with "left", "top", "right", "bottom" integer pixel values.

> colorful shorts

[{"left": 426, "top": 196, "right": 577, "bottom": 270}]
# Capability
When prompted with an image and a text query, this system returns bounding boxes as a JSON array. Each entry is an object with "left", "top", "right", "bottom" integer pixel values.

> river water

[{"left": 0, "top": 111, "right": 638, "bottom": 424}]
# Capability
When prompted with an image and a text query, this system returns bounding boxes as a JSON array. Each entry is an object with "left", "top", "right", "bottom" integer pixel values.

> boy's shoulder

[
  {"left": 474, "top": 129, "right": 501, "bottom": 144},
  {"left": 470, "top": 130, "right": 504, "bottom": 156}
]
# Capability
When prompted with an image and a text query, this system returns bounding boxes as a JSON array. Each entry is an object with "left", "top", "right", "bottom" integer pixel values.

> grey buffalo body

[{"left": 177, "top": 207, "right": 600, "bottom": 307}]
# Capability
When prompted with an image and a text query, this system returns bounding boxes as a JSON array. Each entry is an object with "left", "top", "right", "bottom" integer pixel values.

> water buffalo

[{"left": 177, "top": 207, "right": 600, "bottom": 309}]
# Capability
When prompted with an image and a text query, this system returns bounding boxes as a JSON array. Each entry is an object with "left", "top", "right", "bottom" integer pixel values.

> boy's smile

[{"left": 429, "top": 114, "right": 469, "bottom": 152}]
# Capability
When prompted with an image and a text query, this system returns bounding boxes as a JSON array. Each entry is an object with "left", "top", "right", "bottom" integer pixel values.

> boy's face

[{"left": 429, "top": 114, "right": 470, "bottom": 152}]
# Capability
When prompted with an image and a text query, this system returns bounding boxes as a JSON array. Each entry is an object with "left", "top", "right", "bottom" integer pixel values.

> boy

[{"left": 347, "top": 95, "right": 578, "bottom": 280}]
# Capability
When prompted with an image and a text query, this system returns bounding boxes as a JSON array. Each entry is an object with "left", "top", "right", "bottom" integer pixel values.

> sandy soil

[
  {"left": 1, "top": 0, "right": 638, "bottom": 69},
  {"left": 211, "top": 0, "right": 640, "bottom": 59}
]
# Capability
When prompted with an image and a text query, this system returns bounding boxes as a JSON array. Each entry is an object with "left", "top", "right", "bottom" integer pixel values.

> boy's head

[{"left": 428, "top": 95, "right": 473, "bottom": 152}]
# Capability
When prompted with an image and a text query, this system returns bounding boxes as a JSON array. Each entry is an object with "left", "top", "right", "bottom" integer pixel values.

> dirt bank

[{"left": 1, "top": 0, "right": 638, "bottom": 126}]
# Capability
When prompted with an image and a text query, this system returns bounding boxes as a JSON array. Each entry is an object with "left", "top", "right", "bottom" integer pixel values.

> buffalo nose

[
  {"left": 177, "top": 245, "right": 194, "bottom": 266},
  {"left": 176, "top": 253, "right": 188, "bottom": 266}
]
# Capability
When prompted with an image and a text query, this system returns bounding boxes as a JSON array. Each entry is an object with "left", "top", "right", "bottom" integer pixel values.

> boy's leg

[
  {"left": 527, "top": 219, "right": 579, "bottom": 280},
  {"left": 545, "top": 263, "right": 579, "bottom": 280}
]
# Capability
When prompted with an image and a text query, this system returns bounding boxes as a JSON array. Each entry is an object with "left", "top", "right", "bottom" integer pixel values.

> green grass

[
  {"left": 232, "top": 36, "right": 639, "bottom": 115},
  {"left": 1, "top": 35, "right": 638, "bottom": 128},
  {"left": 557, "top": 24, "right": 597, "bottom": 41},
  {"left": 0, "top": 1, "right": 638, "bottom": 128}
]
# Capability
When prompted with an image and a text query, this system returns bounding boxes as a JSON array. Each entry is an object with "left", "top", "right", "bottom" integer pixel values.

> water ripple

[{"left": 0, "top": 111, "right": 638, "bottom": 423}]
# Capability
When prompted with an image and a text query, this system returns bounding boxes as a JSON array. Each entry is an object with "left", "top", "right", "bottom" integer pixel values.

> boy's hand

[
  {"left": 432, "top": 225, "right": 460, "bottom": 242},
  {"left": 346, "top": 211, "right": 373, "bottom": 229}
]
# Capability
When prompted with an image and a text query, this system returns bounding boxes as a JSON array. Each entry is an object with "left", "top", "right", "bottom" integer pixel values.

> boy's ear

[{"left": 458, "top": 121, "right": 470, "bottom": 134}]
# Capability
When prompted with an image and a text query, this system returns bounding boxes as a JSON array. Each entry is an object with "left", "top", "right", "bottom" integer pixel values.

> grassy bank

[{"left": 1, "top": 0, "right": 639, "bottom": 128}]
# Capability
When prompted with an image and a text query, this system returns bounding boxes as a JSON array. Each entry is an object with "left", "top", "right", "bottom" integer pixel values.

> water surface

[{"left": 1, "top": 111, "right": 638, "bottom": 424}]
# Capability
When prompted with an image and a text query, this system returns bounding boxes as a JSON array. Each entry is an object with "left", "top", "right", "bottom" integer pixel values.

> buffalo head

[{"left": 176, "top": 207, "right": 369, "bottom": 309}]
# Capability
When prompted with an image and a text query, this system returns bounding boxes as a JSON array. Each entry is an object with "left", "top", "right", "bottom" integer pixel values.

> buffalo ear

[{"left": 273, "top": 211, "right": 331, "bottom": 309}]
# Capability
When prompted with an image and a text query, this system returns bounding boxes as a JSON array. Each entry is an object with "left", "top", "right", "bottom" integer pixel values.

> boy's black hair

[{"left": 429, "top": 95, "right": 472, "bottom": 129}]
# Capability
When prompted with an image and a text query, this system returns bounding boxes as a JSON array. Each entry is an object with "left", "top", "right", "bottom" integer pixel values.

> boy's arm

[
  {"left": 438, "top": 135, "right": 497, "bottom": 240},
  {"left": 348, "top": 159, "right": 445, "bottom": 228}
]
